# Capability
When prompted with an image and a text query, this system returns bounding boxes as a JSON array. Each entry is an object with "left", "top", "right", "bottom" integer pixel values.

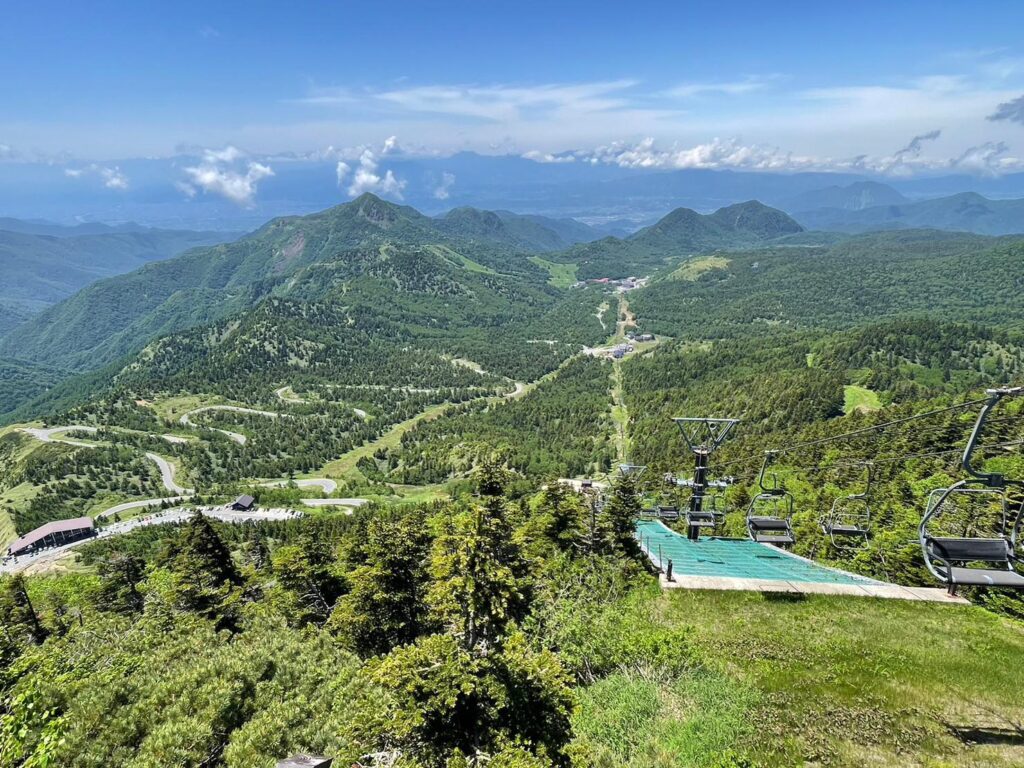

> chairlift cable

[{"left": 714, "top": 398, "right": 1008, "bottom": 471}]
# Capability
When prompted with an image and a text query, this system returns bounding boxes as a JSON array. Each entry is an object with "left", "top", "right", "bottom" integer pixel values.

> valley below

[{"left": 2, "top": 193, "right": 1024, "bottom": 768}]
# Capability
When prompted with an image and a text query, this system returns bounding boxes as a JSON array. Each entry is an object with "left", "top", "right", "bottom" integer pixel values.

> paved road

[
  {"left": 262, "top": 477, "right": 338, "bottom": 494},
  {"left": 97, "top": 496, "right": 189, "bottom": 519},
  {"left": 23, "top": 425, "right": 189, "bottom": 449},
  {"left": 145, "top": 452, "right": 193, "bottom": 495},
  {"left": 20, "top": 425, "right": 98, "bottom": 448},
  {"left": 180, "top": 404, "right": 293, "bottom": 445},
  {"left": 274, "top": 386, "right": 307, "bottom": 404},
  {"left": 301, "top": 498, "right": 368, "bottom": 508},
  {"left": 2, "top": 506, "right": 304, "bottom": 574}
]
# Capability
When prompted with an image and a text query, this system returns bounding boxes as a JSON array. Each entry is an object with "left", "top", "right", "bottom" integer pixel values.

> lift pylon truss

[
  {"left": 619, "top": 463, "right": 648, "bottom": 477},
  {"left": 672, "top": 417, "right": 740, "bottom": 454}
]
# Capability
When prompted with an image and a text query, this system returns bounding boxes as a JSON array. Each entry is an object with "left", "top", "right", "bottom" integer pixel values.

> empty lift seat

[
  {"left": 657, "top": 505, "right": 680, "bottom": 522},
  {"left": 925, "top": 537, "right": 1024, "bottom": 588},
  {"left": 747, "top": 516, "right": 795, "bottom": 545},
  {"left": 685, "top": 509, "right": 718, "bottom": 530}
]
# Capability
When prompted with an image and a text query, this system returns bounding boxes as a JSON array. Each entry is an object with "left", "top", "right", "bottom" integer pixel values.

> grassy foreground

[{"left": 575, "top": 587, "right": 1024, "bottom": 767}]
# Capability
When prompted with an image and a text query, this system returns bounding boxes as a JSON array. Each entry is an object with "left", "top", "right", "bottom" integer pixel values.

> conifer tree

[
  {"left": 97, "top": 553, "right": 145, "bottom": 615},
  {"left": 427, "top": 460, "right": 529, "bottom": 651},
  {"left": 0, "top": 574, "right": 48, "bottom": 646},
  {"left": 167, "top": 513, "right": 242, "bottom": 627}
]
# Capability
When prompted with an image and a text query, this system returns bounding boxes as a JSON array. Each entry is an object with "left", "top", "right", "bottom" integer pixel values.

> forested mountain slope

[
  {"left": 3, "top": 200, "right": 1024, "bottom": 768},
  {"left": 630, "top": 231, "right": 1024, "bottom": 338},
  {"left": 0, "top": 227, "right": 234, "bottom": 336},
  {"left": 795, "top": 191, "right": 1024, "bottom": 235},
  {"left": 548, "top": 200, "right": 804, "bottom": 279},
  {"left": 435, "top": 207, "right": 601, "bottom": 251},
  {"left": 0, "top": 194, "right": 557, "bottom": 372}
]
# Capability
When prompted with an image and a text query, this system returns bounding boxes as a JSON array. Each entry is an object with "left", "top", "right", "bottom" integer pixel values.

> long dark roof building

[{"left": 7, "top": 516, "right": 95, "bottom": 556}]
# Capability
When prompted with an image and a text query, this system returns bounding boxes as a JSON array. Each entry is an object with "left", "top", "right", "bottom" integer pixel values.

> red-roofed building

[{"left": 7, "top": 517, "right": 96, "bottom": 557}]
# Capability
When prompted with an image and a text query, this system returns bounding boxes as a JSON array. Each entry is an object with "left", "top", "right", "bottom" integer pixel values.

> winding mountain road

[
  {"left": 146, "top": 452, "right": 193, "bottom": 495},
  {"left": 179, "top": 404, "right": 291, "bottom": 445},
  {"left": 21, "top": 426, "right": 192, "bottom": 496},
  {"left": 262, "top": 477, "right": 338, "bottom": 494},
  {"left": 20, "top": 425, "right": 98, "bottom": 447}
]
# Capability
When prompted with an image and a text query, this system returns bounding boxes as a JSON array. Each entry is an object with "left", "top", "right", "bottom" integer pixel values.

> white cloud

[
  {"left": 334, "top": 139, "right": 407, "bottom": 199},
  {"left": 298, "top": 80, "right": 645, "bottom": 125},
  {"left": 522, "top": 150, "right": 576, "bottom": 163},
  {"left": 433, "top": 172, "right": 456, "bottom": 200},
  {"left": 64, "top": 163, "right": 129, "bottom": 189},
  {"left": 335, "top": 160, "right": 351, "bottom": 186},
  {"left": 541, "top": 132, "right": 1022, "bottom": 177},
  {"left": 565, "top": 136, "right": 818, "bottom": 171},
  {"left": 952, "top": 141, "right": 1013, "bottom": 175},
  {"left": 282, "top": 72, "right": 1024, "bottom": 176},
  {"left": 179, "top": 146, "right": 274, "bottom": 206},
  {"left": 665, "top": 76, "right": 780, "bottom": 99}
]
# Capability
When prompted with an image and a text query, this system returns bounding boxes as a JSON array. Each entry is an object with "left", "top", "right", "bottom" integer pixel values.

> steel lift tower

[{"left": 672, "top": 417, "right": 740, "bottom": 541}]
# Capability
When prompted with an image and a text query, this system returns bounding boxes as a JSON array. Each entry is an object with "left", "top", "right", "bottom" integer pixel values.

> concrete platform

[
  {"left": 638, "top": 519, "right": 970, "bottom": 604},
  {"left": 658, "top": 573, "right": 969, "bottom": 603}
]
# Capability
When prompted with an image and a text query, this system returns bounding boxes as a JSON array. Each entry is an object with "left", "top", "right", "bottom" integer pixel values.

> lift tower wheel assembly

[{"left": 672, "top": 417, "right": 740, "bottom": 541}]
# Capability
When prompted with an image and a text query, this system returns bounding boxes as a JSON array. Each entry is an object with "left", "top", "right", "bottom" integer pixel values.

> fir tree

[{"left": 97, "top": 553, "right": 145, "bottom": 615}]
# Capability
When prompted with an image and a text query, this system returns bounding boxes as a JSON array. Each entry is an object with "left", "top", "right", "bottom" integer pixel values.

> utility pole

[{"left": 671, "top": 418, "right": 739, "bottom": 541}]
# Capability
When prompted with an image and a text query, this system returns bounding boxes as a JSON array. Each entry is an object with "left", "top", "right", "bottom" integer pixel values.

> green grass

[
  {"left": 317, "top": 402, "right": 455, "bottom": 479},
  {"left": 577, "top": 588, "right": 1024, "bottom": 767},
  {"left": 668, "top": 255, "right": 731, "bottom": 282},
  {"left": 610, "top": 362, "right": 629, "bottom": 465},
  {"left": 843, "top": 385, "right": 882, "bottom": 415},
  {"left": 428, "top": 244, "right": 497, "bottom": 274},
  {"left": 529, "top": 256, "right": 579, "bottom": 288}
]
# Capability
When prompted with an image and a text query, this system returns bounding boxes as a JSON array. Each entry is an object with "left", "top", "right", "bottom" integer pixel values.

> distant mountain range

[
  {"left": 780, "top": 181, "right": 909, "bottom": 212},
  {"left": 435, "top": 207, "right": 604, "bottom": 251},
  {"left": 0, "top": 195, "right": 802, "bottom": 381},
  {"left": 4, "top": 151, "right": 1024, "bottom": 232},
  {"left": 0, "top": 224, "right": 237, "bottom": 337},
  {"left": 791, "top": 190, "right": 1024, "bottom": 235},
  {"left": 550, "top": 200, "right": 804, "bottom": 279}
]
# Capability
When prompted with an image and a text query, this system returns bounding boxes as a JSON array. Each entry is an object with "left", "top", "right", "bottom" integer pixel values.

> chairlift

[
  {"left": 684, "top": 493, "right": 728, "bottom": 532},
  {"left": 821, "top": 463, "right": 873, "bottom": 549},
  {"left": 919, "top": 387, "right": 1024, "bottom": 593},
  {"left": 746, "top": 452, "right": 796, "bottom": 546},
  {"left": 656, "top": 504, "right": 680, "bottom": 522}
]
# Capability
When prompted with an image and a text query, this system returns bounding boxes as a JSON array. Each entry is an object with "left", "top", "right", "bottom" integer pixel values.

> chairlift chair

[
  {"left": 919, "top": 387, "right": 1024, "bottom": 593},
  {"left": 821, "top": 463, "right": 873, "bottom": 549},
  {"left": 685, "top": 493, "right": 728, "bottom": 531},
  {"left": 747, "top": 453, "right": 796, "bottom": 546},
  {"left": 656, "top": 505, "right": 680, "bottom": 522}
]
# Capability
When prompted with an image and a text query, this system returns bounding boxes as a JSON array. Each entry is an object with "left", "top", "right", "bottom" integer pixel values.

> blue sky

[{"left": 3, "top": 1, "right": 1024, "bottom": 205}]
